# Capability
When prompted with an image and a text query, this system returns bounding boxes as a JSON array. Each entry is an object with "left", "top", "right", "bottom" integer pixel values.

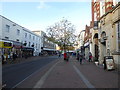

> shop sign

[
  {"left": 105, "top": 56, "right": 115, "bottom": 70},
  {"left": 13, "top": 42, "right": 22, "bottom": 49},
  {"left": 0, "top": 41, "right": 12, "bottom": 48}
]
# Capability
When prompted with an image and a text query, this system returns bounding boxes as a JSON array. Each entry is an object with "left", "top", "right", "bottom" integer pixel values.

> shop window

[{"left": 6, "top": 25, "right": 10, "bottom": 32}]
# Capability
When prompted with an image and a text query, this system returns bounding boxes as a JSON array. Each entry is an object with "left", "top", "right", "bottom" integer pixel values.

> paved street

[
  {"left": 13, "top": 56, "right": 119, "bottom": 88},
  {"left": 2, "top": 56, "right": 58, "bottom": 88}
]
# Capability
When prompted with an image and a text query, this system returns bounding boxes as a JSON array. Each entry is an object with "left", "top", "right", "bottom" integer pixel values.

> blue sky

[{"left": 1, "top": 2, "right": 91, "bottom": 34}]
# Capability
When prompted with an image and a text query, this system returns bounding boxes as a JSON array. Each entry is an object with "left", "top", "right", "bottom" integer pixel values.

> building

[
  {"left": 89, "top": 21, "right": 99, "bottom": 61},
  {"left": 91, "top": 0, "right": 118, "bottom": 24},
  {"left": 84, "top": 24, "right": 92, "bottom": 60},
  {"left": 0, "top": 15, "right": 41, "bottom": 61},
  {"left": 98, "top": 3, "right": 120, "bottom": 69},
  {"left": 33, "top": 30, "right": 56, "bottom": 56},
  {"left": 90, "top": 0, "right": 119, "bottom": 63}
]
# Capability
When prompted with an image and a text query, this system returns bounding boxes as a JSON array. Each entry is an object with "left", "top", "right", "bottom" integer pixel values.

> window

[
  {"left": 33, "top": 36, "right": 35, "bottom": 40},
  {"left": 5, "top": 37, "right": 9, "bottom": 39},
  {"left": 6, "top": 25, "right": 10, "bottom": 32},
  {"left": 16, "top": 39, "right": 19, "bottom": 41},
  {"left": 25, "top": 33, "right": 27, "bottom": 38},
  {"left": 17, "top": 29, "right": 20, "bottom": 35},
  {"left": 29, "top": 42, "right": 31, "bottom": 47},
  {"left": 29, "top": 34, "right": 31, "bottom": 39},
  {"left": 36, "top": 43, "right": 37, "bottom": 48}
]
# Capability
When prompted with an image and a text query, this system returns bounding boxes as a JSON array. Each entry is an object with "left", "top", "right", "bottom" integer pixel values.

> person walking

[
  {"left": 89, "top": 52, "right": 92, "bottom": 62},
  {"left": 58, "top": 52, "right": 61, "bottom": 58},
  {"left": 64, "top": 52, "right": 69, "bottom": 62},
  {"left": 13, "top": 53, "right": 17, "bottom": 61},
  {"left": 76, "top": 52, "right": 80, "bottom": 61},
  {"left": 66, "top": 52, "right": 70, "bottom": 61},
  {"left": 64, "top": 52, "right": 67, "bottom": 61},
  {"left": 79, "top": 52, "right": 83, "bottom": 64}
]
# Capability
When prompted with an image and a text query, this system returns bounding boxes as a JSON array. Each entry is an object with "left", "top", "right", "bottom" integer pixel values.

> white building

[
  {"left": 33, "top": 30, "right": 56, "bottom": 55},
  {"left": 0, "top": 15, "right": 41, "bottom": 57}
]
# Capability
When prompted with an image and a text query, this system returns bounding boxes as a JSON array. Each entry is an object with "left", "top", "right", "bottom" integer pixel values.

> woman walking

[{"left": 79, "top": 52, "right": 83, "bottom": 64}]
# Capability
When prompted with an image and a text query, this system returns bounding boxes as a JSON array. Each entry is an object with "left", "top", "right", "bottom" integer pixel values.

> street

[
  {"left": 2, "top": 56, "right": 58, "bottom": 88},
  {"left": 1, "top": 1, "right": 120, "bottom": 89},
  {"left": 2, "top": 55, "right": 119, "bottom": 89}
]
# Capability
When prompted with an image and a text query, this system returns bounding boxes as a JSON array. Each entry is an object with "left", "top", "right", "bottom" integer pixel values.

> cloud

[{"left": 37, "top": 1, "right": 50, "bottom": 9}]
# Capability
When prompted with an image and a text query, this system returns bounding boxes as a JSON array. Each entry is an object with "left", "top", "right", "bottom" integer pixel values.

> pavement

[{"left": 15, "top": 56, "right": 119, "bottom": 88}]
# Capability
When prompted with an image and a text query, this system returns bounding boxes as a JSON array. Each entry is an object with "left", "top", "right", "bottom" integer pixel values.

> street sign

[{"left": 105, "top": 56, "right": 115, "bottom": 70}]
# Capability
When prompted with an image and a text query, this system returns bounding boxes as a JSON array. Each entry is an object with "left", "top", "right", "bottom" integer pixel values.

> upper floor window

[
  {"left": 16, "top": 39, "right": 19, "bottom": 41},
  {"left": 25, "top": 33, "right": 27, "bottom": 38},
  {"left": 29, "top": 34, "right": 31, "bottom": 39},
  {"left": 29, "top": 42, "right": 31, "bottom": 47},
  {"left": 36, "top": 43, "right": 37, "bottom": 48},
  {"left": 5, "top": 36, "right": 9, "bottom": 40},
  {"left": 33, "top": 36, "right": 35, "bottom": 40},
  {"left": 17, "top": 29, "right": 20, "bottom": 35},
  {"left": 6, "top": 25, "right": 10, "bottom": 32}
]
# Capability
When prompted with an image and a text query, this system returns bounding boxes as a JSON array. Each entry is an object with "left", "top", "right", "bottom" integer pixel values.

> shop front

[
  {"left": 12, "top": 41, "right": 23, "bottom": 58},
  {"left": 21, "top": 47, "right": 34, "bottom": 57},
  {"left": 42, "top": 48, "right": 56, "bottom": 56}
]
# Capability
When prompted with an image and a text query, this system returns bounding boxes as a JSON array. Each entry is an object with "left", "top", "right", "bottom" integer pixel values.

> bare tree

[{"left": 46, "top": 18, "right": 77, "bottom": 51}]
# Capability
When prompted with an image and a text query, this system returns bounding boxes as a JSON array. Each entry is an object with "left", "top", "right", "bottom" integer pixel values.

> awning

[
  {"left": 13, "top": 41, "right": 22, "bottom": 49},
  {"left": 22, "top": 47, "right": 34, "bottom": 51},
  {"left": 43, "top": 48, "right": 56, "bottom": 51}
]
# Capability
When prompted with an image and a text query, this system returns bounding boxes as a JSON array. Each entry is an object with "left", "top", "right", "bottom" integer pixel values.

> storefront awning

[
  {"left": 43, "top": 48, "right": 56, "bottom": 51},
  {"left": 22, "top": 47, "right": 34, "bottom": 51},
  {"left": 13, "top": 41, "right": 22, "bottom": 49}
]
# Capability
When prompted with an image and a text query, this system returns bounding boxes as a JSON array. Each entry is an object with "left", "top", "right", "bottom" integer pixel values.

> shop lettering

[{"left": 4, "top": 42, "right": 12, "bottom": 47}]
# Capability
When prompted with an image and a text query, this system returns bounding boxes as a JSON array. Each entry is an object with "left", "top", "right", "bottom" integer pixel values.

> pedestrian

[
  {"left": 79, "top": 52, "right": 83, "bottom": 64},
  {"left": 25, "top": 53, "right": 28, "bottom": 59},
  {"left": 76, "top": 52, "right": 80, "bottom": 61},
  {"left": 89, "top": 52, "right": 92, "bottom": 62},
  {"left": 58, "top": 52, "right": 61, "bottom": 58},
  {"left": 66, "top": 52, "right": 70, "bottom": 61},
  {"left": 64, "top": 52, "right": 67, "bottom": 60},
  {"left": 64, "top": 52, "right": 69, "bottom": 62},
  {"left": 2, "top": 54, "right": 4, "bottom": 64},
  {"left": 13, "top": 53, "right": 17, "bottom": 61},
  {"left": 103, "top": 58, "right": 107, "bottom": 70}
]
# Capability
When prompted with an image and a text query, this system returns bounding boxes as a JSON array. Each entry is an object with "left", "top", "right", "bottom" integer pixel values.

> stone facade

[{"left": 98, "top": 3, "right": 120, "bottom": 68}]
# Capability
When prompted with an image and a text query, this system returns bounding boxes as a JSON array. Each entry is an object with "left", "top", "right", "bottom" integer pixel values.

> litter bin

[{"left": 104, "top": 56, "right": 115, "bottom": 70}]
